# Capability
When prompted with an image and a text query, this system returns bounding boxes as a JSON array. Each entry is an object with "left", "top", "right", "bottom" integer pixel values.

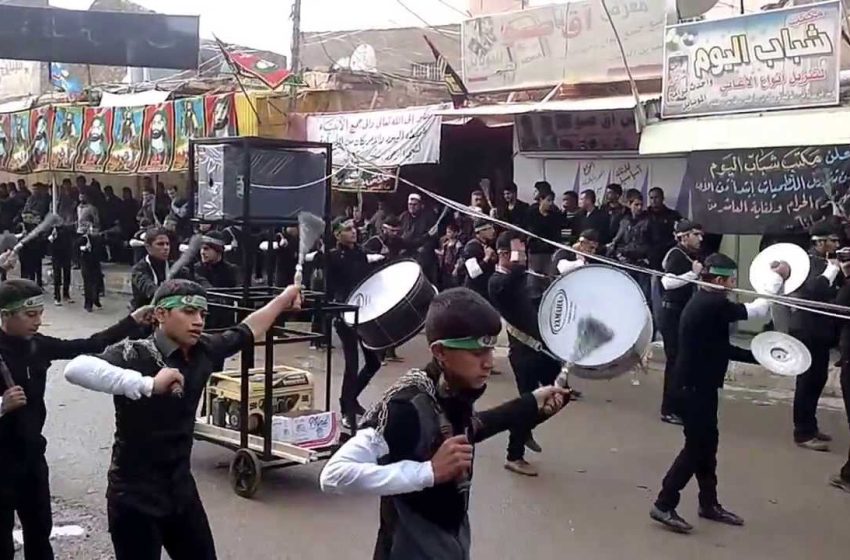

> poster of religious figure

[
  {"left": 106, "top": 106, "right": 145, "bottom": 173},
  {"left": 139, "top": 102, "right": 175, "bottom": 174},
  {"left": 172, "top": 96, "right": 205, "bottom": 172},
  {"left": 8, "top": 110, "right": 32, "bottom": 173},
  {"left": 204, "top": 93, "right": 238, "bottom": 138},
  {"left": 0, "top": 114, "right": 12, "bottom": 172},
  {"left": 76, "top": 107, "right": 114, "bottom": 173},
  {"left": 50, "top": 105, "right": 83, "bottom": 172},
  {"left": 29, "top": 106, "right": 53, "bottom": 172}
]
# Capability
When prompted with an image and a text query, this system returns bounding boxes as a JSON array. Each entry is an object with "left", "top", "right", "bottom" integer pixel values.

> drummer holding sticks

[{"left": 651, "top": 253, "right": 789, "bottom": 534}]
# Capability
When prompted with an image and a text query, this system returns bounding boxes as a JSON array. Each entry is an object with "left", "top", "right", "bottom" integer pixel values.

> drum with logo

[
  {"left": 343, "top": 259, "right": 438, "bottom": 350},
  {"left": 539, "top": 264, "right": 652, "bottom": 380}
]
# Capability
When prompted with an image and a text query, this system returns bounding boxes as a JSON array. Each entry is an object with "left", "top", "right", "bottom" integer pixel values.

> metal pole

[{"left": 288, "top": 0, "right": 302, "bottom": 111}]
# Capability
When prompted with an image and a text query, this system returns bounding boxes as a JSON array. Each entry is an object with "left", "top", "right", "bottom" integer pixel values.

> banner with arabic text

[
  {"left": 138, "top": 102, "right": 175, "bottom": 174},
  {"left": 76, "top": 107, "right": 114, "bottom": 174},
  {"left": 663, "top": 1, "right": 841, "bottom": 118},
  {"left": 516, "top": 109, "right": 639, "bottom": 152},
  {"left": 686, "top": 146, "right": 850, "bottom": 234},
  {"left": 332, "top": 166, "right": 399, "bottom": 193},
  {"left": 461, "top": 0, "right": 664, "bottom": 93},
  {"left": 306, "top": 105, "right": 442, "bottom": 170}
]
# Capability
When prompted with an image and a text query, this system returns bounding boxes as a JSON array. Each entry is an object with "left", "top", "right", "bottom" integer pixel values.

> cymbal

[
  {"left": 749, "top": 243, "right": 809, "bottom": 295},
  {"left": 751, "top": 331, "right": 811, "bottom": 377}
]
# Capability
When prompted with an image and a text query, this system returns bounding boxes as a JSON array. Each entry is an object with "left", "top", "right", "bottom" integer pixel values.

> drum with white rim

[
  {"left": 343, "top": 259, "right": 437, "bottom": 351},
  {"left": 539, "top": 264, "right": 652, "bottom": 380}
]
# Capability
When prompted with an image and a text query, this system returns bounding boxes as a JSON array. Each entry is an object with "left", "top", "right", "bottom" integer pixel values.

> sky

[{"left": 48, "top": 0, "right": 470, "bottom": 55}]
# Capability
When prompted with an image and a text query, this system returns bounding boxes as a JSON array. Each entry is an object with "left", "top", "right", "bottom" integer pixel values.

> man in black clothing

[
  {"left": 489, "top": 231, "right": 564, "bottom": 477},
  {"left": 651, "top": 253, "right": 782, "bottom": 534},
  {"left": 659, "top": 220, "right": 704, "bottom": 425},
  {"left": 552, "top": 229, "right": 600, "bottom": 276},
  {"left": 130, "top": 227, "right": 191, "bottom": 311},
  {"left": 64, "top": 279, "right": 303, "bottom": 560},
  {"left": 609, "top": 193, "right": 652, "bottom": 301},
  {"left": 194, "top": 231, "right": 240, "bottom": 332},
  {"left": 783, "top": 221, "right": 842, "bottom": 452},
  {"left": 327, "top": 218, "right": 384, "bottom": 418},
  {"left": 400, "top": 194, "right": 439, "bottom": 284},
  {"left": 604, "top": 183, "right": 627, "bottom": 241},
  {"left": 363, "top": 215, "right": 408, "bottom": 263},
  {"left": 560, "top": 191, "right": 579, "bottom": 244},
  {"left": 832, "top": 252, "right": 850, "bottom": 493},
  {"left": 646, "top": 187, "right": 682, "bottom": 271},
  {"left": 575, "top": 189, "right": 610, "bottom": 245},
  {"left": 524, "top": 182, "right": 562, "bottom": 277},
  {"left": 320, "top": 288, "right": 569, "bottom": 560},
  {"left": 0, "top": 279, "right": 149, "bottom": 560},
  {"left": 458, "top": 219, "right": 496, "bottom": 301},
  {"left": 494, "top": 182, "right": 529, "bottom": 228}
]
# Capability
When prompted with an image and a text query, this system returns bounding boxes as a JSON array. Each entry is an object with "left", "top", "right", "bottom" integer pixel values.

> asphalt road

[{"left": 26, "top": 296, "right": 850, "bottom": 559}]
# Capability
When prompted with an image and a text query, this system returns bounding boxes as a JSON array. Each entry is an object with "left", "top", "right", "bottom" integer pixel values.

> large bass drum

[
  {"left": 539, "top": 264, "right": 652, "bottom": 380},
  {"left": 343, "top": 259, "right": 437, "bottom": 351}
]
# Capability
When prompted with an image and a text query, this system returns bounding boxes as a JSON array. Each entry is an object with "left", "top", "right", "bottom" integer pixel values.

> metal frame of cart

[{"left": 187, "top": 137, "right": 357, "bottom": 498}]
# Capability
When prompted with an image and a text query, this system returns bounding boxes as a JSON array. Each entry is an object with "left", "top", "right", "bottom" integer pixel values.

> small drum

[
  {"left": 343, "top": 259, "right": 438, "bottom": 351},
  {"left": 539, "top": 264, "right": 652, "bottom": 380}
]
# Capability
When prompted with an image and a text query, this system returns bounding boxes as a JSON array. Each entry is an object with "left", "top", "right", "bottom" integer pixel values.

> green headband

[
  {"left": 1, "top": 295, "right": 45, "bottom": 313},
  {"left": 155, "top": 294, "right": 208, "bottom": 311},
  {"left": 334, "top": 219, "right": 355, "bottom": 233},
  {"left": 707, "top": 266, "right": 737, "bottom": 277},
  {"left": 430, "top": 335, "right": 498, "bottom": 350}
]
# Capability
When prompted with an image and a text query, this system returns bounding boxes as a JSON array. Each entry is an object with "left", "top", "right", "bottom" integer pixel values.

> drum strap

[{"left": 505, "top": 323, "right": 562, "bottom": 362}]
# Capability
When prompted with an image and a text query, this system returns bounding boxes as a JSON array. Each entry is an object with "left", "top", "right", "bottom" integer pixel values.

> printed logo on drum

[{"left": 549, "top": 290, "right": 568, "bottom": 334}]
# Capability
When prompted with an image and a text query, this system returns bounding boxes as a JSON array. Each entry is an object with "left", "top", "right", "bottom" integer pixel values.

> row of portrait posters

[{"left": 0, "top": 93, "right": 238, "bottom": 175}]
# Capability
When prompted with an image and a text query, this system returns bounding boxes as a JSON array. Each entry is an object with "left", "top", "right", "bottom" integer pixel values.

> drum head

[
  {"left": 749, "top": 243, "right": 809, "bottom": 295},
  {"left": 570, "top": 308, "right": 653, "bottom": 380},
  {"left": 751, "top": 331, "right": 812, "bottom": 377},
  {"left": 539, "top": 265, "right": 648, "bottom": 367},
  {"left": 344, "top": 260, "right": 423, "bottom": 325}
]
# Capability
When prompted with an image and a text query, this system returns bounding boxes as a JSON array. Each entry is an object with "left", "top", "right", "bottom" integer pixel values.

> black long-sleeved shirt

[
  {"left": 574, "top": 207, "right": 611, "bottom": 245},
  {"left": 675, "top": 290, "right": 756, "bottom": 390},
  {"left": 326, "top": 244, "right": 372, "bottom": 302},
  {"left": 0, "top": 316, "right": 139, "bottom": 477},
  {"left": 785, "top": 252, "right": 840, "bottom": 342},
  {"left": 460, "top": 238, "right": 494, "bottom": 300},
  {"left": 489, "top": 267, "right": 541, "bottom": 342},
  {"left": 130, "top": 256, "right": 191, "bottom": 310},
  {"left": 523, "top": 206, "right": 562, "bottom": 255}
]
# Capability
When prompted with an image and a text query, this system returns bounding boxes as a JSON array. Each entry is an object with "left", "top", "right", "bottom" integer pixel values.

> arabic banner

[
  {"left": 107, "top": 106, "right": 145, "bottom": 174},
  {"left": 50, "top": 105, "right": 83, "bottom": 172},
  {"left": 516, "top": 109, "right": 639, "bottom": 152},
  {"left": 663, "top": 1, "right": 841, "bottom": 118},
  {"left": 7, "top": 110, "right": 32, "bottom": 173},
  {"left": 332, "top": 166, "right": 399, "bottom": 193},
  {"left": 686, "top": 146, "right": 850, "bottom": 234},
  {"left": 29, "top": 106, "right": 53, "bottom": 173},
  {"left": 461, "top": 0, "right": 664, "bottom": 93},
  {"left": 306, "top": 105, "right": 442, "bottom": 169},
  {"left": 76, "top": 107, "right": 114, "bottom": 174},
  {"left": 204, "top": 93, "right": 238, "bottom": 139},
  {"left": 173, "top": 96, "right": 205, "bottom": 172},
  {"left": 139, "top": 102, "right": 175, "bottom": 174}
]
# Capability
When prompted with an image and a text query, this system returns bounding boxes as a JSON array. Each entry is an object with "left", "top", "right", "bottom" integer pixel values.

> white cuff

[
  {"left": 661, "top": 270, "right": 698, "bottom": 290},
  {"left": 745, "top": 298, "right": 772, "bottom": 320},
  {"left": 367, "top": 254, "right": 385, "bottom": 264},
  {"left": 129, "top": 239, "right": 145, "bottom": 248},
  {"left": 758, "top": 270, "right": 784, "bottom": 296},
  {"left": 305, "top": 251, "right": 318, "bottom": 263},
  {"left": 0, "top": 396, "right": 4, "bottom": 418},
  {"left": 259, "top": 241, "right": 279, "bottom": 251},
  {"left": 822, "top": 263, "right": 840, "bottom": 285},
  {"left": 556, "top": 259, "right": 583, "bottom": 275},
  {"left": 465, "top": 258, "right": 483, "bottom": 279}
]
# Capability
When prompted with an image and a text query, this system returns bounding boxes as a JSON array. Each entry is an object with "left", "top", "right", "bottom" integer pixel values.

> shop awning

[
  {"left": 436, "top": 95, "right": 659, "bottom": 117},
  {"left": 639, "top": 105, "right": 850, "bottom": 155}
]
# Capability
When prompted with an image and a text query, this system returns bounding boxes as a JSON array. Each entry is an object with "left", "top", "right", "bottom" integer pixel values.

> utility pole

[{"left": 288, "top": 0, "right": 302, "bottom": 111}]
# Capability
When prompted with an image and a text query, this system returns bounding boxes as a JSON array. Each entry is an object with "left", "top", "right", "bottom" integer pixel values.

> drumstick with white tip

[{"left": 295, "top": 212, "right": 326, "bottom": 287}]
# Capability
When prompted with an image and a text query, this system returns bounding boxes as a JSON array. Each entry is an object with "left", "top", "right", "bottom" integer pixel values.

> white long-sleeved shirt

[
  {"left": 661, "top": 270, "right": 698, "bottom": 290},
  {"left": 319, "top": 427, "right": 434, "bottom": 496},
  {"left": 64, "top": 354, "right": 153, "bottom": 400}
]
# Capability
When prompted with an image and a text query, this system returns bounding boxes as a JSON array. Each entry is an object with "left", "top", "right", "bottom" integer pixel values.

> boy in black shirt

[
  {"left": 489, "top": 231, "right": 563, "bottom": 476},
  {"left": 63, "top": 279, "right": 302, "bottom": 560},
  {"left": 458, "top": 219, "right": 496, "bottom": 300},
  {"left": 651, "top": 253, "right": 785, "bottom": 534},
  {"left": 0, "top": 279, "right": 149, "bottom": 560},
  {"left": 320, "top": 288, "right": 569, "bottom": 559},
  {"left": 659, "top": 220, "right": 704, "bottom": 425}
]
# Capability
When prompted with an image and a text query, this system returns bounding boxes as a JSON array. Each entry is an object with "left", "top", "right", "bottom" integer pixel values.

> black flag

[{"left": 423, "top": 35, "right": 469, "bottom": 109}]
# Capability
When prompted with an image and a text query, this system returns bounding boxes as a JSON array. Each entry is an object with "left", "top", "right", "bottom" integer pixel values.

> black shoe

[
  {"left": 341, "top": 400, "right": 366, "bottom": 417},
  {"left": 661, "top": 414, "right": 684, "bottom": 426},
  {"left": 525, "top": 435, "right": 542, "bottom": 453},
  {"left": 698, "top": 504, "right": 744, "bottom": 526},
  {"left": 94, "top": 300, "right": 103, "bottom": 309},
  {"left": 829, "top": 475, "right": 850, "bottom": 494},
  {"left": 815, "top": 432, "right": 832, "bottom": 442},
  {"left": 650, "top": 506, "right": 693, "bottom": 534},
  {"left": 84, "top": 305, "right": 93, "bottom": 313}
]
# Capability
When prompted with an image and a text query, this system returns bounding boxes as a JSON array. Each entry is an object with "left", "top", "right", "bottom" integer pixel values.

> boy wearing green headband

[
  {"left": 652, "top": 253, "right": 788, "bottom": 534},
  {"left": 64, "top": 279, "right": 302, "bottom": 560},
  {"left": 321, "top": 288, "right": 570, "bottom": 560},
  {"left": 0, "top": 278, "right": 152, "bottom": 560}
]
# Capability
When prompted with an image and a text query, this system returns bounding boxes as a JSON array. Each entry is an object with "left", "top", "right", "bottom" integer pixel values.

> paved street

[{"left": 28, "top": 296, "right": 850, "bottom": 559}]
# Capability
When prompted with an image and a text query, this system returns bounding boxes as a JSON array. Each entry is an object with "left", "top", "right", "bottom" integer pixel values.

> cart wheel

[{"left": 230, "top": 449, "right": 262, "bottom": 498}]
